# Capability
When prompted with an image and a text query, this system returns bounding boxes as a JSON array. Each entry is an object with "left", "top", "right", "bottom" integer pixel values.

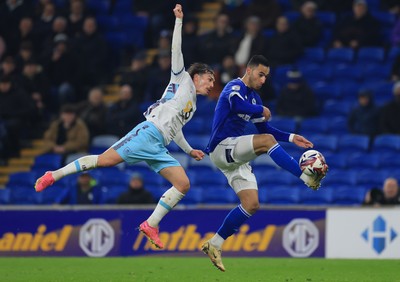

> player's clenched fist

[
  {"left": 262, "top": 106, "right": 271, "bottom": 121},
  {"left": 173, "top": 4, "right": 183, "bottom": 18}
]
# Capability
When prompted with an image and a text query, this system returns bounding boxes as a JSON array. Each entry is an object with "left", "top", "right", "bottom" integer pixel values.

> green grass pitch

[{"left": 1, "top": 257, "right": 399, "bottom": 282}]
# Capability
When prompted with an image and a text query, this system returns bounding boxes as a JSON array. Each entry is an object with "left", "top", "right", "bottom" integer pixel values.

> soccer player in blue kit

[
  {"left": 34, "top": 4, "right": 215, "bottom": 249},
  {"left": 201, "top": 55, "right": 327, "bottom": 271}
]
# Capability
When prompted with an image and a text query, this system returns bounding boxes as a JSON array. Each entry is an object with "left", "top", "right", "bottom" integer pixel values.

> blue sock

[
  {"left": 268, "top": 144, "right": 302, "bottom": 177},
  {"left": 217, "top": 205, "right": 251, "bottom": 239}
]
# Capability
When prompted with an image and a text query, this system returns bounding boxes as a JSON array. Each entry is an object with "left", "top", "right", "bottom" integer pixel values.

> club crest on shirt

[
  {"left": 232, "top": 85, "right": 240, "bottom": 91},
  {"left": 180, "top": 101, "right": 193, "bottom": 120},
  {"left": 252, "top": 98, "right": 256, "bottom": 104}
]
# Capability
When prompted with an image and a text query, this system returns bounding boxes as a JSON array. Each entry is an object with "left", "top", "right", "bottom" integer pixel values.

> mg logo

[
  {"left": 79, "top": 219, "right": 114, "bottom": 257},
  {"left": 283, "top": 218, "right": 319, "bottom": 257},
  {"left": 361, "top": 215, "right": 398, "bottom": 254}
]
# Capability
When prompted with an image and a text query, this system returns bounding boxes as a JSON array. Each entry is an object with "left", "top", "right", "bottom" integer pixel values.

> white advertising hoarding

[{"left": 326, "top": 209, "right": 400, "bottom": 258}]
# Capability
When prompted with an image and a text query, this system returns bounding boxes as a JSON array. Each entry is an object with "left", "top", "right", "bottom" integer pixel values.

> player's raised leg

[
  {"left": 139, "top": 166, "right": 188, "bottom": 249},
  {"left": 34, "top": 148, "right": 124, "bottom": 192}
]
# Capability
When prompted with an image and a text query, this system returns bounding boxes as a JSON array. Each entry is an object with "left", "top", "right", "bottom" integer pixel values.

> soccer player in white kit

[
  {"left": 201, "top": 55, "right": 327, "bottom": 271},
  {"left": 34, "top": 4, "right": 215, "bottom": 249}
]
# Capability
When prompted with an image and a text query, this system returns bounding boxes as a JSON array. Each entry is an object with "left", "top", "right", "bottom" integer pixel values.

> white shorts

[{"left": 209, "top": 135, "right": 258, "bottom": 193}]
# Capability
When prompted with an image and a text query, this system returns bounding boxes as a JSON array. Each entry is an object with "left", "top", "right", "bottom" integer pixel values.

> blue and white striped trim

[
  {"left": 238, "top": 204, "right": 251, "bottom": 218},
  {"left": 267, "top": 143, "right": 280, "bottom": 156},
  {"left": 229, "top": 91, "right": 243, "bottom": 100},
  {"left": 159, "top": 200, "right": 172, "bottom": 211},
  {"left": 251, "top": 117, "right": 265, "bottom": 123}
]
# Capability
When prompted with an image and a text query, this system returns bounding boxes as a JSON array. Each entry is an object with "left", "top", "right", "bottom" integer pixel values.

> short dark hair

[
  {"left": 60, "top": 104, "right": 77, "bottom": 114},
  {"left": 187, "top": 63, "right": 214, "bottom": 79},
  {"left": 247, "top": 55, "right": 269, "bottom": 68}
]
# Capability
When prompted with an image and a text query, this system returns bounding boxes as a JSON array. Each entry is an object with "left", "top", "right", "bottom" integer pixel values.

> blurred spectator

[
  {"left": 391, "top": 54, "right": 400, "bottom": 81},
  {"left": 18, "top": 59, "right": 50, "bottom": 130},
  {"left": 41, "top": 16, "right": 68, "bottom": 54},
  {"left": 14, "top": 41, "right": 34, "bottom": 73},
  {"left": 243, "top": 0, "right": 281, "bottom": 29},
  {"left": 34, "top": 2, "right": 56, "bottom": 47},
  {"left": 144, "top": 50, "right": 172, "bottom": 102},
  {"left": 0, "top": 75, "right": 34, "bottom": 160},
  {"left": 157, "top": 29, "right": 172, "bottom": 53},
  {"left": 381, "top": 0, "right": 400, "bottom": 15},
  {"left": 120, "top": 51, "right": 149, "bottom": 104},
  {"left": 117, "top": 173, "right": 155, "bottom": 204},
  {"left": 74, "top": 16, "right": 107, "bottom": 101},
  {"left": 7, "top": 16, "right": 38, "bottom": 56},
  {"left": 292, "top": 1, "right": 323, "bottom": 47},
  {"left": 276, "top": 70, "right": 317, "bottom": 117},
  {"left": 362, "top": 187, "right": 385, "bottom": 206},
  {"left": 379, "top": 82, "right": 400, "bottom": 134},
  {"left": 42, "top": 104, "right": 89, "bottom": 158},
  {"left": 382, "top": 177, "right": 400, "bottom": 205},
  {"left": 267, "top": 16, "right": 303, "bottom": 67},
  {"left": 391, "top": 18, "right": 400, "bottom": 46},
  {"left": 348, "top": 90, "right": 380, "bottom": 137},
  {"left": 56, "top": 172, "right": 101, "bottom": 204},
  {"left": 234, "top": 16, "right": 267, "bottom": 71},
  {"left": 0, "top": 36, "right": 6, "bottom": 62},
  {"left": 107, "top": 84, "right": 142, "bottom": 137},
  {"left": 0, "top": 56, "right": 18, "bottom": 81},
  {"left": 0, "top": 0, "right": 33, "bottom": 44},
  {"left": 219, "top": 55, "right": 240, "bottom": 87},
  {"left": 332, "top": 0, "right": 380, "bottom": 49},
  {"left": 200, "top": 13, "right": 236, "bottom": 67},
  {"left": 76, "top": 87, "right": 108, "bottom": 139},
  {"left": 41, "top": 33, "right": 77, "bottom": 111},
  {"left": 181, "top": 15, "right": 201, "bottom": 68},
  {"left": 66, "top": 0, "right": 87, "bottom": 37}
]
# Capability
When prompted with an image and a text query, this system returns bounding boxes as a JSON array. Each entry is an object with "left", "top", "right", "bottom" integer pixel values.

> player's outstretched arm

[{"left": 171, "top": 4, "right": 184, "bottom": 77}]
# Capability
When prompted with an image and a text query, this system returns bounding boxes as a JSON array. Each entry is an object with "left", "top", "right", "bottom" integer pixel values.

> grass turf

[{"left": 0, "top": 257, "right": 399, "bottom": 282}]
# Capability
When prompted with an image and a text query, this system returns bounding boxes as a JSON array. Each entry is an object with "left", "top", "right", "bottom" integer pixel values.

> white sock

[
  {"left": 210, "top": 233, "right": 224, "bottom": 249},
  {"left": 147, "top": 186, "right": 185, "bottom": 227},
  {"left": 52, "top": 155, "right": 99, "bottom": 181}
]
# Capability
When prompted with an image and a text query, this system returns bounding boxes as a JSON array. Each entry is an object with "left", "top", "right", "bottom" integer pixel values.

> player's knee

[
  {"left": 174, "top": 179, "right": 190, "bottom": 194},
  {"left": 242, "top": 200, "right": 260, "bottom": 215},
  {"left": 256, "top": 134, "right": 277, "bottom": 153}
]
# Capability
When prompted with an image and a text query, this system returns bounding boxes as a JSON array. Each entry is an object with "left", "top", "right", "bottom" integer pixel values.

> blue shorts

[{"left": 112, "top": 121, "right": 180, "bottom": 173}]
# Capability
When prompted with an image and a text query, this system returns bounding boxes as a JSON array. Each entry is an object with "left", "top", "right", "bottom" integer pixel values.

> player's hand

[
  {"left": 189, "top": 149, "right": 204, "bottom": 161},
  {"left": 293, "top": 135, "right": 313, "bottom": 149},
  {"left": 173, "top": 4, "right": 183, "bottom": 19},
  {"left": 262, "top": 106, "right": 271, "bottom": 121}
]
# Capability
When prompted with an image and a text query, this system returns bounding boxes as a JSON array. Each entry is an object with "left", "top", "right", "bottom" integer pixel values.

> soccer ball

[{"left": 299, "top": 150, "right": 328, "bottom": 177}]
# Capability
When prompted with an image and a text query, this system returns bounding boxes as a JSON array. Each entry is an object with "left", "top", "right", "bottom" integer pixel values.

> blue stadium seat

[
  {"left": 263, "top": 29, "right": 276, "bottom": 38},
  {"left": 36, "top": 185, "right": 66, "bottom": 204},
  {"left": 185, "top": 135, "right": 209, "bottom": 151},
  {"left": 340, "top": 81, "right": 360, "bottom": 100},
  {"left": 299, "top": 187, "right": 333, "bottom": 205},
  {"left": 202, "top": 187, "right": 237, "bottom": 204},
  {"left": 300, "top": 64, "right": 331, "bottom": 82},
  {"left": 265, "top": 186, "right": 300, "bottom": 205},
  {"left": 255, "top": 170, "right": 298, "bottom": 187},
  {"left": 7, "top": 172, "right": 37, "bottom": 188},
  {"left": 378, "top": 153, "right": 400, "bottom": 168},
  {"left": 311, "top": 82, "right": 342, "bottom": 101},
  {"left": 180, "top": 187, "right": 203, "bottom": 205},
  {"left": 96, "top": 169, "right": 131, "bottom": 187},
  {"left": 87, "top": 0, "right": 110, "bottom": 14},
  {"left": 316, "top": 12, "right": 336, "bottom": 27},
  {"left": 252, "top": 155, "right": 280, "bottom": 170},
  {"left": 372, "top": 135, "right": 400, "bottom": 153},
  {"left": 268, "top": 117, "right": 297, "bottom": 133},
  {"left": 32, "top": 154, "right": 62, "bottom": 172},
  {"left": 332, "top": 65, "right": 363, "bottom": 83},
  {"left": 10, "top": 186, "right": 38, "bottom": 205},
  {"left": 105, "top": 32, "right": 129, "bottom": 50},
  {"left": 327, "top": 117, "right": 348, "bottom": 134},
  {"left": 371, "top": 11, "right": 396, "bottom": 27},
  {"left": 92, "top": 134, "right": 119, "bottom": 149},
  {"left": 196, "top": 96, "right": 217, "bottom": 118},
  {"left": 326, "top": 48, "right": 354, "bottom": 64},
  {"left": 355, "top": 169, "right": 387, "bottom": 186},
  {"left": 284, "top": 11, "right": 300, "bottom": 22},
  {"left": 99, "top": 185, "right": 127, "bottom": 204},
  {"left": 192, "top": 169, "right": 227, "bottom": 187},
  {"left": 387, "top": 47, "right": 400, "bottom": 61},
  {"left": 361, "top": 64, "right": 391, "bottom": 82},
  {"left": 188, "top": 154, "right": 216, "bottom": 171},
  {"left": 337, "top": 134, "right": 370, "bottom": 153},
  {"left": 331, "top": 186, "right": 365, "bottom": 205},
  {"left": 271, "top": 65, "right": 294, "bottom": 87},
  {"left": 317, "top": 29, "right": 332, "bottom": 48},
  {"left": 0, "top": 189, "right": 11, "bottom": 204},
  {"left": 299, "top": 117, "right": 329, "bottom": 135},
  {"left": 323, "top": 101, "right": 352, "bottom": 117},
  {"left": 183, "top": 119, "right": 206, "bottom": 135},
  {"left": 347, "top": 153, "right": 380, "bottom": 169},
  {"left": 169, "top": 152, "right": 189, "bottom": 169},
  {"left": 357, "top": 47, "right": 385, "bottom": 64},
  {"left": 323, "top": 152, "right": 347, "bottom": 169},
  {"left": 323, "top": 169, "right": 357, "bottom": 186},
  {"left": 96, "top": 15, "right": 120, "bottom": 31},
  {"left": 297, "top": 47, "right": 325, "bottom": 64},
  {"left": 309, "top": 134, "right": 338, "bottom": 152}
]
